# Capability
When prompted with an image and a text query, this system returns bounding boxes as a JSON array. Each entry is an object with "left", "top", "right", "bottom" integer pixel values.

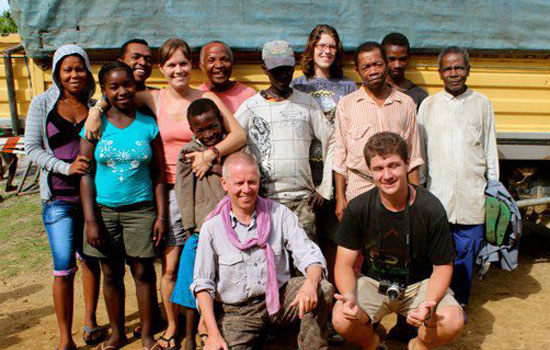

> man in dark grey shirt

[{"left": 382, "top": 32, "right": 429, "bottom": 110}]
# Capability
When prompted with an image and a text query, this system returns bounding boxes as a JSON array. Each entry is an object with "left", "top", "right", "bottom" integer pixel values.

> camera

[{"left": 378, "top": 279, "right": 406, "bottom": 301}]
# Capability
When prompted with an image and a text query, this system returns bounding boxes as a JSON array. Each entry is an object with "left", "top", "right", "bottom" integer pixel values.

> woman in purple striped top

[{"left": 24, "top": 45, "right": 104, "bottom": 350}]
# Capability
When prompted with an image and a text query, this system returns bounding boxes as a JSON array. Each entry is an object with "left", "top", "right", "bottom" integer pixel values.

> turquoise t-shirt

[{"left": 80, "top": 112, "right": 159, "bottom": 207}]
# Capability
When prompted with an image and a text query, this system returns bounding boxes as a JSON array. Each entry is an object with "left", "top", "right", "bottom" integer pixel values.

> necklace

[
  {"left": 58, "top": 98, "right": 88, "bottom": 123},
  {"left": 59, "top": 98, "right": 88, "bottom": 117},
  {"left": 60, "top": 98, "right": 85, "bottom": 109}
]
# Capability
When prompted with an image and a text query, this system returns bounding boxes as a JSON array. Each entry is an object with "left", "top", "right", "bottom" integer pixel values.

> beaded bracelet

[
  {"left": 208, "top": 146, "right": 221, "bottom": 164},
  {"left": 90, "top": 105, "right": 104, "bottom": 114}
]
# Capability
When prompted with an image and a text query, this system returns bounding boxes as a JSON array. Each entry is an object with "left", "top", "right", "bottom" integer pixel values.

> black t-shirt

[
  {"left": 335, "top": 185, "right": 454, "bottom": 284},
  {"left": 404, "top": 83, "right": 429, "bottom": 111}
]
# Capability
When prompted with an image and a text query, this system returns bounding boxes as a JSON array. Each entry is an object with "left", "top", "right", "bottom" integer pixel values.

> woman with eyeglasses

[
  {"left": 291, "top": 24, "right": 357, "bottom": 345},
  {"left": 292, "top": 24, "right": 357, "bottom": 279}
]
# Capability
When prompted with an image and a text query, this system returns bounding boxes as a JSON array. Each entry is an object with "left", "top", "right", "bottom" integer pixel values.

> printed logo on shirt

[
  {"left": 311, "top": 90, "right": 337, "bottom": 124},
  {"left": 97, "top": 139, "right": 150, "bottom": 182},
  {"left": 249, "top": 116, "right": 273, "bottom": 182},
  {"left": 280, "top": 110, "right": 308, "bottom": 124}
]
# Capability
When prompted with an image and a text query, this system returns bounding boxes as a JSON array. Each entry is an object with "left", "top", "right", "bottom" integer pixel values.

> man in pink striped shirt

[{"left": 333, "top": 42, "right": 423, "bottom": 221}]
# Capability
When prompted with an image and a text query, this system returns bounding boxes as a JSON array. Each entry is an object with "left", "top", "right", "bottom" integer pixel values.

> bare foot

[
  {"left": 142, "top": 335, "right": 158, "bottom": 350},
  {"left": 57, "top": 339, "right": 76, "bottom": 350},
  {"left": 96, "top": 336, "right": 128, "bottom": 350}
]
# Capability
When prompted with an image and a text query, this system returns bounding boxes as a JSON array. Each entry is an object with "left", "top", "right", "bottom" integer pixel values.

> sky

[{"left": 0, "top": 0, "right": 8, "bottom": 12}]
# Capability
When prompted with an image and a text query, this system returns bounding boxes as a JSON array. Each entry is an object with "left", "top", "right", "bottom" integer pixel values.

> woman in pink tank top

[{"left": 84, "top": 38, "right": 245, "bottom": 349}]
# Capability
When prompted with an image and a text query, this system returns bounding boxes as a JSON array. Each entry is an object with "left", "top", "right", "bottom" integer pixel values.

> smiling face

[
  {"left": 355, "top": 48, "right": 387, "bottom": 92},
  {"left": 313, "top": 33, "right": 337, "bottom": 72},
  {"left": 384, "top": 44, "right": 409, "bottom": 82},
  {"left": 201, "top": 43, "right": 233, "bottom": 88},
  {"left": 58, "top": 55, "right": 88, "bottom": 95},
  {"left": 101, "top": 69, "right": 136, "bottom": 112},
  {"left": 120, "top": 42, "right": 153, "bottom": 84},
  {"left": 439, "top": 52, "right": 470, "bottom": 96},
  {"left": 159, "top": 49, "right": 192, "bottom": 90},
  {"left": 369, "top": 153, "right": 409, "bottom": 199},
  {"left": 189, "top": 111, "right": 224, "bottom": 147},
  {"left": 221, "top": 162, "right": 260, "bottom": 213}
]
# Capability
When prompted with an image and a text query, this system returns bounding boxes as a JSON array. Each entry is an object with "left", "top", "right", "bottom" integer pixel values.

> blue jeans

[
  {"left": 42, "top": 200, "right": 84, "bottom": 276},
  {"left": 450, "top": 224, "right": 484, "bottom": 305}
]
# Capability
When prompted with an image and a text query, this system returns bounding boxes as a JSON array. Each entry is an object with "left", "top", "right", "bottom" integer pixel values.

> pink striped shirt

[{"left": 333, "top": 86, "right": 423, "bottom": 200}]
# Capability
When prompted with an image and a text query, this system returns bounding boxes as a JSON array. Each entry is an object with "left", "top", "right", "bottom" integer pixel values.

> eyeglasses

[{"left": 315, "top": 44, "right": 337, "bottom": 52}]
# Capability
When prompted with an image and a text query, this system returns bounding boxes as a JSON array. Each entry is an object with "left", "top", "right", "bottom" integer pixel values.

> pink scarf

[{"left": 206, "top": 196, "right": 279, "bottom": 315}]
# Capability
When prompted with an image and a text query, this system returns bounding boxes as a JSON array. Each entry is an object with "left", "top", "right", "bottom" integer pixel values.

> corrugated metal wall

[{"left": 2, "top": 34, "right": 550, "bottom": 134}]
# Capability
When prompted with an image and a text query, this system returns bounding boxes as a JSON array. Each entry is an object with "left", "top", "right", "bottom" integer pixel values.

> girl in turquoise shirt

[{"left": 80, "top": 61, "right": 167, "bottom": 350}]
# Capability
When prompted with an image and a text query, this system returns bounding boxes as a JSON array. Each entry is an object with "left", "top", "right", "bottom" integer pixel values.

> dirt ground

[{"left": 1, "top": 225, "right": 549, "bottom": 350}]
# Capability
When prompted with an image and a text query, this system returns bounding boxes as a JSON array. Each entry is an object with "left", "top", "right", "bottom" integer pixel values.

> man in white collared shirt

[{"left": 417, "top": 46, "right": 499, "bottom": 307}]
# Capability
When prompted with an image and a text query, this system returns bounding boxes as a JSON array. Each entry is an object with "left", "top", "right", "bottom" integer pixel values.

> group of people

[{"left": 25, "top": 24, "right": 498, "bottom": 350}]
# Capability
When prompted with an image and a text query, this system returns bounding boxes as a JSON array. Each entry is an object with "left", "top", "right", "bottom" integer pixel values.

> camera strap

[{"left": 373, "top": 185, "right": 413, "bottom": 284}]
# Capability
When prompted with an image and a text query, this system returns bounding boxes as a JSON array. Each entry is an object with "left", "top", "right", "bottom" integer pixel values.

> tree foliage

[{"left": 0, "top": 10, "right": 18, "bottom": 34}]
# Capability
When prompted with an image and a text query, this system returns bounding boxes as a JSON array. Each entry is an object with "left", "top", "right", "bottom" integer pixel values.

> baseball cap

[{"left": 262, "top": 40, "right": 295, "bottom": 70}]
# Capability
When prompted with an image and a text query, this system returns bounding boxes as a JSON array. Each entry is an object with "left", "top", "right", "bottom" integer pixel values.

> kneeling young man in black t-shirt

[{"left": 332, "top": 132, "right": 463, "bottom": 350}]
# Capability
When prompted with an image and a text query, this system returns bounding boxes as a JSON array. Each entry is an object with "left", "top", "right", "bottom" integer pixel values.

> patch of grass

[{"left": 0, "top": 193, "right": 50, "bottom": 278}]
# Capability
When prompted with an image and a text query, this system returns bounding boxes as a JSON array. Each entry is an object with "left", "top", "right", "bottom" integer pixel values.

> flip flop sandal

[
  {"left": 96, "top": 342, "right": 119, "bottom": 350},
  {"left": 157, "top": 334, "right": 180, "bottom": 350},
  {"left": 496, "top": 201, "right": 511, "bottom": 246},
  {"left": 133, "top": 325, "right": 143, "bottom": 338},
  {"left": 83, "top": 325, "right": 106, "bottom": 346},
  {"left": 485, "top": 197, "right": 500, "bottom": 245}
]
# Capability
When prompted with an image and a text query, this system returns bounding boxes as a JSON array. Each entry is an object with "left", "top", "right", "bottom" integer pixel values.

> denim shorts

[{"left": 42, "top": 199, "right": 84, "bottom": 276}]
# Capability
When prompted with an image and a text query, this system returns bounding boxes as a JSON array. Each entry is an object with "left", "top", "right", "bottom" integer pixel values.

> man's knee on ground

[
  {"left": 433, "top": 305, "right": 464, "bottom": 339},
  {"left": 331, "top": 301, "right": 359, "bottom": 334},
  {"left": 332, "top": 301, "right": 374, "bottom": 346},
  {"left": 331, "top": 302, "right": 349, "bottom": 333}
]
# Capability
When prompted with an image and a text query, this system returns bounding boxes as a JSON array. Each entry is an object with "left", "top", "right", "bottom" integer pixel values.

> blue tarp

[{"left": 10, "top": 0, "right": 550, "bottom": 58}]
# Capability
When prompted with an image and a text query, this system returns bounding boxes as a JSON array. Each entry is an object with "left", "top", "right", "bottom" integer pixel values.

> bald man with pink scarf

[{"left": 191, "top": 153, "right": 333, "bottom": 350}]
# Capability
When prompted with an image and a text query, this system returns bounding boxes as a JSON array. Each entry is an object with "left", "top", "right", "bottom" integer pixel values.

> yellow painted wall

[
  {"left": 2, "top": 34, "right": 550, "bottom": 134},
  {"left": 0, "top": 34, "right": 31, "bottom": 128}
]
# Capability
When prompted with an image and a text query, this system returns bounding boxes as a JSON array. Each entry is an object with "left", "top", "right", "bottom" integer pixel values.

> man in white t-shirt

[{"left": 235, "top": 40, "right": 334, "bottom": 243}]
